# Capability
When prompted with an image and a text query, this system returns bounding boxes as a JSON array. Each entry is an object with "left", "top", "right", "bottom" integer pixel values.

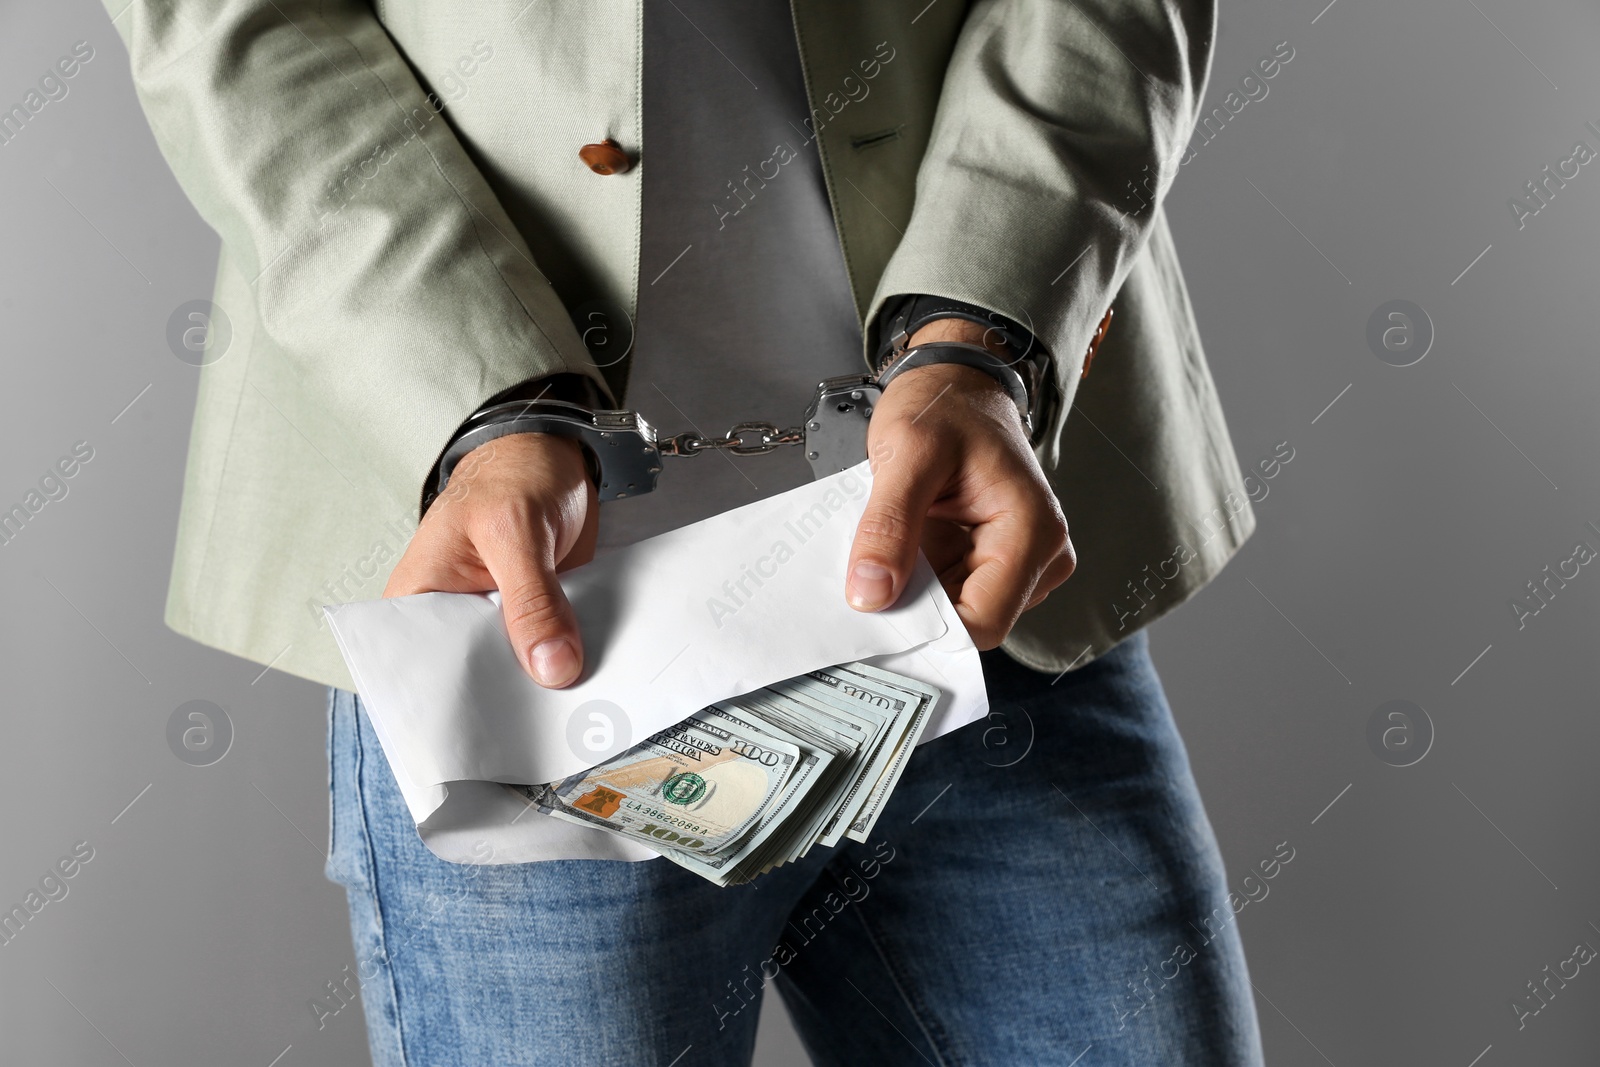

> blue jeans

[{"left": 325, "top": 630, "right": 1264, "bottom": 1065}]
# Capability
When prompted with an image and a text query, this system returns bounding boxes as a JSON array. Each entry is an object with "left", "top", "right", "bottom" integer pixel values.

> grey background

[{"left": 2, "top": 0, "right": 1595, "bottom": 1063}]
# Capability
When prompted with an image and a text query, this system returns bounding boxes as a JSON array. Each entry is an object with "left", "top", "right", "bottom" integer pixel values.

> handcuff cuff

[{"left": 427, "top": 297, "right": 1113, "bottom": 509}]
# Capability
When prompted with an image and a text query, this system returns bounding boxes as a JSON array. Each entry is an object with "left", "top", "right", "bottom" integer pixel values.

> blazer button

[{"left": 579, "top": 139, "right": 632, "bottom": 175}]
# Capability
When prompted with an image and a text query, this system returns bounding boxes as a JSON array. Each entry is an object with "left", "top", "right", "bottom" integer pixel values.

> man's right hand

[{"left": 384, "top": 433, "right": 598, "bottom": 688}]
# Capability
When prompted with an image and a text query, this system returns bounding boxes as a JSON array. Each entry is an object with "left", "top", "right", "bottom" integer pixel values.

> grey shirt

[{"left": 597, "top": 0, "right": 864, "bottom": 549}]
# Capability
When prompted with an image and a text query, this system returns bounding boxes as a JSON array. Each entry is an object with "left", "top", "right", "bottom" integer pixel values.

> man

[{"left": 108, "top": 0, "right": 1264, "bottom": 1062}]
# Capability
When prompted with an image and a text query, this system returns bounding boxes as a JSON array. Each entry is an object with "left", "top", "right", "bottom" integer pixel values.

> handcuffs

[{"left": 428, "top": 298, "right": 1113, "bottom": 508}]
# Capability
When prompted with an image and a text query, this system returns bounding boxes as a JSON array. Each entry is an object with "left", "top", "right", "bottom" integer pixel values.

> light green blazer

[{"left": 103, "top": 0, "right": 1252, "bottom": 689}]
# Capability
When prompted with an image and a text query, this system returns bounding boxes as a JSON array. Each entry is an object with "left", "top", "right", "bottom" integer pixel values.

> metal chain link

[{"left": 657, "top": 420, "right": 806, "bottom": 458}]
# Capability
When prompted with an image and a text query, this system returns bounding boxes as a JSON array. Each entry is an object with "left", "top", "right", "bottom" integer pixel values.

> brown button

[
  {"left": 1080, "top": 307, "right": 1113, "bottom": 380},
  {"left": 579, "top": 139, "right": 631, "bottom": 175}
]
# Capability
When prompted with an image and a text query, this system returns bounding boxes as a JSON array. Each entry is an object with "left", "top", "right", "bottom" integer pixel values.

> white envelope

[{"left": 326, "top": 462, "right": 989, "bottom": 864}]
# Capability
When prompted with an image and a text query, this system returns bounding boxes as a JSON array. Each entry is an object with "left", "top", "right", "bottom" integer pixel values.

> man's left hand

[{"left": 845, "top": 319, "right": 1076, "bottom": 649}]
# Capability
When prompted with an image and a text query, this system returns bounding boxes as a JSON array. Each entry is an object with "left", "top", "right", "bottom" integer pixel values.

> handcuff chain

[{"left": 658, "top": 420, "right": 806, "bottom": 458}]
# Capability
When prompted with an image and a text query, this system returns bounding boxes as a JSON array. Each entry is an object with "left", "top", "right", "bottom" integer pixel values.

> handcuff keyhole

[{"left": 836, "top": 402, "right": 854, "bottom": 413}]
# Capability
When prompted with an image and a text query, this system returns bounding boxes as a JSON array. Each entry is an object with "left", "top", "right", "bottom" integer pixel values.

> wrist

[
  {"left": 427, "top": 399, "right": 617, "bottom": 516},
  {"left": 883, "top": 361, "right": 1026, "bottom": 436},
  {"left": 875, "top": 339, "right": 1033, "bottom": 438},
  {"left": 423, "top": 373, "right": 607, "bottom": 515},
  {"left": 427, "top": 431, "right": 591, "bottom": 520},
  {"left": 905, "top": 317, "right": 1011, "bottom": 357},
  {"left": 872, "top": 295, "right": 1050, "bottom": 442},
  {"left": 873, "top": 294, "right": 1039, "bottom": 374}
]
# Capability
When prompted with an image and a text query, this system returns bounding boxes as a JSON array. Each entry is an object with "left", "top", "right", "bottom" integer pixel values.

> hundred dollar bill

[
  {"left": 832, "top": 662, "right": 940, "bottom": 842},
  {"left": 793, "top": 662, "right": 939, "bottom": 846},
  {"left": 675, "top": 702, "right": 837, "bottom": 885},
  {"left": 721, "top": 687, "right": 863, "bottom": 875},
  {"left": 501, "top": 662, "right": 941, "bottom": 886},
  {"left": 749, "top": 681, "right": 886, "bottom": 866},
  {"left": 789, "top": 668, "right": 917, "bottom": 848},
  {"left": 507, "top": 709, "right": 799, "bottom": 859}
]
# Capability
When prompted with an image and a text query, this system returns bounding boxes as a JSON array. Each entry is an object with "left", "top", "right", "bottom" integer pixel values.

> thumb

[
  {"left": 482, "top": 534, "right": 585, "bottom": 688},
  {"left": 846, "top": 448, "right": 946, "bottom": 612}
]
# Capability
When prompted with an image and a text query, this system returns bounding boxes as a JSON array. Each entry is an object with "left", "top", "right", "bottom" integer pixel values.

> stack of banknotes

[{"left": 503, "top": 662, "right": 940, "bottom": 886}]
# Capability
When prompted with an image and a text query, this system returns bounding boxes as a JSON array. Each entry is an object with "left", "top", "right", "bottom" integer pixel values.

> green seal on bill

[{"left": 662, "top": 772, "right": 707, "bottom": 805}]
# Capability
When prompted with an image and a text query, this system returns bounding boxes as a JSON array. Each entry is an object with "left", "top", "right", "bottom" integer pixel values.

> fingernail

[
  {"left": 529, "top": 638, "right": 579, "bottom": 687},
  {"left": 847, "top": 562, "right": 894, "bottom": 611}
]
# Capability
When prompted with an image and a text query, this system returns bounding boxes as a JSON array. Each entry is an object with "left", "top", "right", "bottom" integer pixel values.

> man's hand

[
  {"left": 385, "top": 433, "right": 598, "bottom": 687},
  {"left": 846, "top": 320, "right": 1075, "bottom": 649}
]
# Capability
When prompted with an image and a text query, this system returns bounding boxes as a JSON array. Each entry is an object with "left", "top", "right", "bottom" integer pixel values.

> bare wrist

[{"left": 905, "top": 316, "right": 1012, "bottom": 357}]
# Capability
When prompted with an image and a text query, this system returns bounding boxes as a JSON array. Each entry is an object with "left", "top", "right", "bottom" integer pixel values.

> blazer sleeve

[
  {"left": 102, "top": 0, "right": 611, "bottom": 503},
  {"left": 865, "top": 0, "right": 1215, "bottom": 424}
]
